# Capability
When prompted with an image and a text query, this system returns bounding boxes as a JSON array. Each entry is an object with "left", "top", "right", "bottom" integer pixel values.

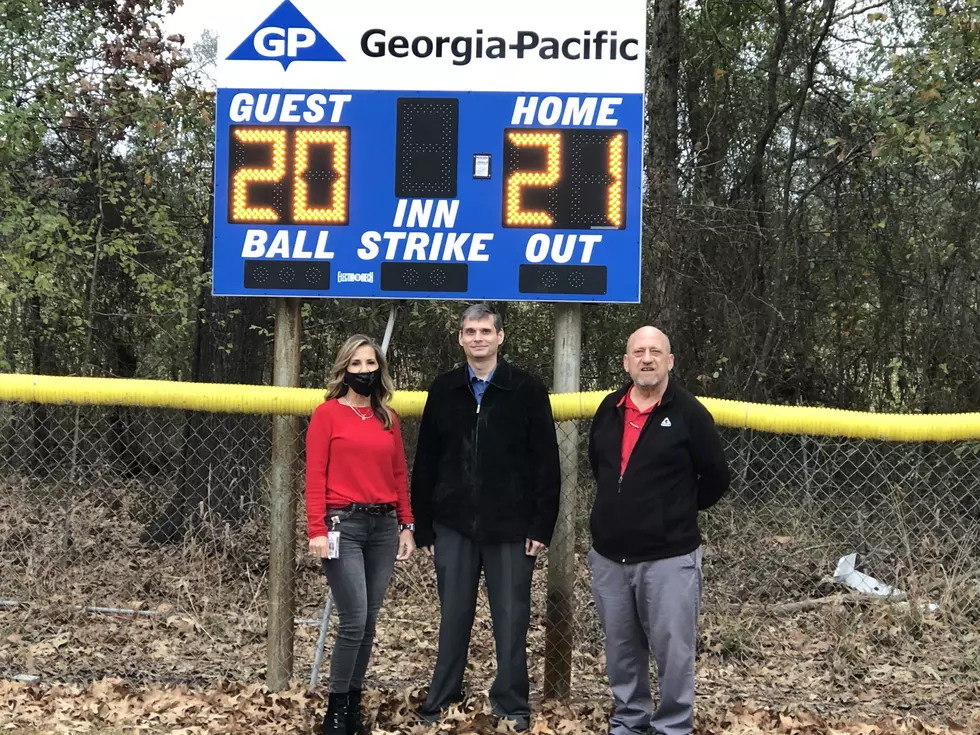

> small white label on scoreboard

[{"left": 473, "top": 154, "right": 491, "bottom": 179}]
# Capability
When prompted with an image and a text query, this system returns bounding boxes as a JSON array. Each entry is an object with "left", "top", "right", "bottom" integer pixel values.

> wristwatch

[{"left": 400, "top": 523, "right": 415, "bottom": 533}]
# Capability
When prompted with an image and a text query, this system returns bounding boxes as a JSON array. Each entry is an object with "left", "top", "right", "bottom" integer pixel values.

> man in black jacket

[
  {"left": 588, "top": 326, "right": 729, "bottom": 735},
  {"left": 411, "top": 303, "right": 560, "bottom": 731}
]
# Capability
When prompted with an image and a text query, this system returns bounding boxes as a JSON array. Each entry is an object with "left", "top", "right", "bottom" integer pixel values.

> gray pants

[
  {"left": 423, "top": 522, "right": 536, "bottom": 722},
  {"left": 321, "top": 510, "right": 398, "bottom": 693},
  {"left": 588, "top": 547, "right": 703, "bottom": 735}
]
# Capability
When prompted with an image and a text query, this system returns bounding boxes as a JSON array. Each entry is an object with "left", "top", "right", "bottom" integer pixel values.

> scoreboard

[{"left": 213, "top": 0, "right": 646, "bottom": 302}]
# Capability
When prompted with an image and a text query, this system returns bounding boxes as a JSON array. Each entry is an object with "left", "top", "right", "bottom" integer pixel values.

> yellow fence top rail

[{"left": 2, "top": 373, "right": 980, "bottom": 442}]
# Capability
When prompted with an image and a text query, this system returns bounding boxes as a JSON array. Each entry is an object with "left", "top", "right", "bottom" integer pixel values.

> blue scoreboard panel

[{"left": 212, "top": 1, "right": 646, "bottom": 303}]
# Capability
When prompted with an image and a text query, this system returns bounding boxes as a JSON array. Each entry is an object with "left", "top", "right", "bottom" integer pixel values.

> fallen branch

[
  {"left": 732, "top": 570, "right": 980, "bottom": 617},
  {"left": 767, "top": 591, "right": 908, "bottom": 616},
  {"left": 923, "top": 570, "right": 980, "bottom": 594}
]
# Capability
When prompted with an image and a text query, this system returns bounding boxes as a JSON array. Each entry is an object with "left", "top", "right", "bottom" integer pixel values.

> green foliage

[
  {"left": 665, "top": 0, "right": 980, "bottom": 411},
  {"left": 0, "top": 0, "right": 211, "bottom": 378}
]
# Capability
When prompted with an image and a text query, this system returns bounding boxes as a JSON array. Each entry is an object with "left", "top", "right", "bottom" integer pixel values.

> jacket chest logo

[{"left": 660, "top": 417, "right": 672, "bottom": 427}]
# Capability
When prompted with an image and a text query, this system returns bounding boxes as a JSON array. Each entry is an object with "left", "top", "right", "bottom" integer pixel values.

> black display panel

[
  {"left": 245, "top": 260, "right": 331, "bottom": 290},
  {"left": 502, "top": 128, "right": 626, "bottom": 229},
  {"left": 395, "top": 98, "right": 459, "bottom": 198},
  {"left": 380, "top": 262, "right": 468, "bottom": 292},
  {"left": 518, "top": 264, "right": 607, "bottom": 295}
]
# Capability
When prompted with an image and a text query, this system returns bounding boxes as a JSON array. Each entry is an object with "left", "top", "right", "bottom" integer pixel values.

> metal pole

[
  {"left": 309, "top": 593, "right": 335, "bottom": 690},
  {"left": 544, "top": 302, "right": 581, "bottom": 701},
  {"left": 381, "top": 304, "right": 397, "bottom": 355},
  {"left": 267, "top": 297, "right": 302, "bottom": 691}
]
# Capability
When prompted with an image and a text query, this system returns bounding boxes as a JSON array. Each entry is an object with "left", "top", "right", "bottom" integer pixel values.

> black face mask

[{"left": 345, "top": 369, "right": 380, "bottom": 397}]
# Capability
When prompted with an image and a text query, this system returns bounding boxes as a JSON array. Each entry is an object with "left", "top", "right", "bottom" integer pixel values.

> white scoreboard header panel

[{"left": 216, "top": 0, "right": 646, "bottom": 92}]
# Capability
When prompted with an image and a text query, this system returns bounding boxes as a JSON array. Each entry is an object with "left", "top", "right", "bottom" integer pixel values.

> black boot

[
  {"left": 321, "top": 692, "right": 349, "bottom": 735},
  {"left": 346, "top": 688, "right": 366, "bottom": 735}
]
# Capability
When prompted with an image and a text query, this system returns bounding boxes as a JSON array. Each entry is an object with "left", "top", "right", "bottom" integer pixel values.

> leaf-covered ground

[
  {"left": 2, "top": 495, "right": 979, "bottom": 733},
  {"left": 3, "top": 554, "right": 979, "bottom": 733},
  {"left": 2, "top": 679, "right": 978, "bottom": 734}
]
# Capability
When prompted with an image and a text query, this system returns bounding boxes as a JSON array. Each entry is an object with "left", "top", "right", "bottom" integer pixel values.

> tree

[{"left": 3, "top": 0, "right": 980, "bottom": 448}]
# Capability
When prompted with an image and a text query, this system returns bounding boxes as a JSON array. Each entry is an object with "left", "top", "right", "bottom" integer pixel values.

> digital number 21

[{"left": 505, "top": 131, "right": 625, "bottom": 227}]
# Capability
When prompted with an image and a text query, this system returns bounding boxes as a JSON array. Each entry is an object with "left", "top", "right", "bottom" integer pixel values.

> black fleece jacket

[
  {"left": 588, "top": 378, "right": 730, "bottom": 563},
  {"left": 411, "top": 360, "right": 561, "bottom": 548}
]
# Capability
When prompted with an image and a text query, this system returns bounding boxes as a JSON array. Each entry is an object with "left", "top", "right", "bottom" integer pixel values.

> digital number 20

[{"left": 230, "top": 126, "right": 349, "bottom": 224}]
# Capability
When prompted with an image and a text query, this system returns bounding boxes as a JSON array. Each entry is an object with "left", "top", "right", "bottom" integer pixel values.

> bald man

[{"left": 587, "top": 327, "right": 730, "bottom": 735}]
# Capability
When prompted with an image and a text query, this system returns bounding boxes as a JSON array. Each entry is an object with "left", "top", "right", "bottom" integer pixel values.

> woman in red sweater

[{"left": 306, "top": 334, "right": 415, "bottom": 735}]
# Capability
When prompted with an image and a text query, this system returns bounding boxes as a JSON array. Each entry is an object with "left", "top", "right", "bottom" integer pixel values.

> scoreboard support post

[
  {"left": 267, "top": 297, "right": 302, "bottom": 691},
  {"left": 544, "top": 303, "right": 582, "bottom": 700}
]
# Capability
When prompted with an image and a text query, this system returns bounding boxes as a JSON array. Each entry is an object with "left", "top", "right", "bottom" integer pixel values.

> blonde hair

[{"left": 324, "top": 335, "right": 396, "bottom": 430}]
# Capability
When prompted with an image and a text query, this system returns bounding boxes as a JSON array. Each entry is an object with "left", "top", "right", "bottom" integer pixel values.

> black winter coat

[
  {"left": 588, "top": 378, "right": 730, "bottom": 563},
  {"left": 410, "top": 360, "right": 561, "bottom": 547}
]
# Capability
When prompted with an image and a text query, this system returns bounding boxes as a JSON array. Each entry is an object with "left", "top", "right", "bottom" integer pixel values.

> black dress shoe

[{"left": 417, "top": 687, "right": 465, "bottom": 724}]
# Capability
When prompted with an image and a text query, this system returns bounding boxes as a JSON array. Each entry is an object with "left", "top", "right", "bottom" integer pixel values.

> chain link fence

[{"left": 1, "top": 398, "right": 979, "bottom": 715}]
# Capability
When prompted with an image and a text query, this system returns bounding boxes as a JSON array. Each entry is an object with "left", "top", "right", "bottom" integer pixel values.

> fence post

[
  {"left": 544, "top": 302, "right": 581, "bottom": 700},
  {"left": 267, "top": 297, "right": 302, "bottom": 691}
]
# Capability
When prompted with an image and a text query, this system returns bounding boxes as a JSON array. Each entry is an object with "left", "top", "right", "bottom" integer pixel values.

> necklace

[{"left": 343, "top": 396, "right": 373, "bottom": 421}]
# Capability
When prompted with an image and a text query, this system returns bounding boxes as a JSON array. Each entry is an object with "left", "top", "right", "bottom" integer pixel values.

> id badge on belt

[{"left": 326, "top": 515, "right": 341, "bottom": 560}]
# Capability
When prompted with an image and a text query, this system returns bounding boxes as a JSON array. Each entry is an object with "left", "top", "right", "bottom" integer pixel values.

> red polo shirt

[{"left": 619, "top": 388, "right": 658, "bottom": 475}]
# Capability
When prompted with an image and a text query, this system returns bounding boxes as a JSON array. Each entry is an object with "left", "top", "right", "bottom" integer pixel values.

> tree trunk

[{"left": 644, "top": 0, "right": 681, "bottom": 328}]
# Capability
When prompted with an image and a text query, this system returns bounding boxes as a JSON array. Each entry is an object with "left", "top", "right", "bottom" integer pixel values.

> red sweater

[{"left": 305, "top": 399, "right": 413, "bottom": 539}]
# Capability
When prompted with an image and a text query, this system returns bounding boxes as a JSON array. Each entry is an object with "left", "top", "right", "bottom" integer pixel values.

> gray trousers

[
  {"left": 588, "top": 547, "right": 703, "bottom": 735},
  {"left": 321, "top": 510, "right": 398, "bottom": 693},
  {"left": 423, "top": 522, "right": 536, "bottom": 721}
]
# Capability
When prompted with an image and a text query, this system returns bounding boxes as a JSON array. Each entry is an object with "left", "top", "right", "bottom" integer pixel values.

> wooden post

[
  {"left": 267, "top": 297, "right": 302, "bottom": 691},
  {"left": 543, "top": 303, "right": 582, "bottom": 700}
]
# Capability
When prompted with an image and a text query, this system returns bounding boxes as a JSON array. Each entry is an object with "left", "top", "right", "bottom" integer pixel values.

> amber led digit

[
  {"left": 504, "top": 131, "right": 561, "bottom": 226},
  {"left": 231, "top": 128, "right": 287, "bottom": 222},
  {"left": 294, "top": 128, "right": 350, "bottom": 224},
  {"left": 607, "top": 133, "right": 625, "bottom": 228}
]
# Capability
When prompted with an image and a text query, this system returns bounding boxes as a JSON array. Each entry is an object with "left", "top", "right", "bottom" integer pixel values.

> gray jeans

[
  {"left": 321, "top": 509, "right": 398, "bottom": 693},
  {"left": 588, "top": 547, "right": 703, "bottom": 735}
]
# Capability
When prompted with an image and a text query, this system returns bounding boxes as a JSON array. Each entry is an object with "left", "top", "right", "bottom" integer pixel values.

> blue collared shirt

[{"left": 467, "top": 364, "right": 496, "bottom": 405}]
